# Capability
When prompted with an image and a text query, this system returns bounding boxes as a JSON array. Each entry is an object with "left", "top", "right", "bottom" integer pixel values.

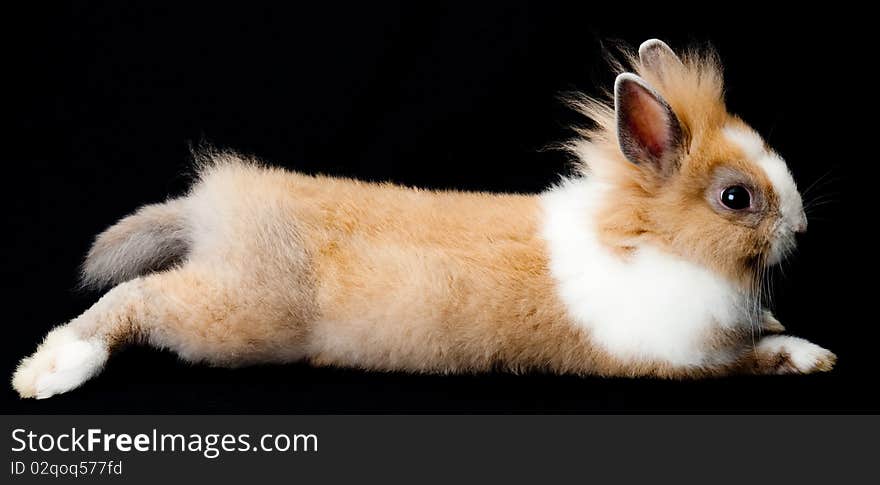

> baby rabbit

[{"left": 13, "top": 39, "right": 834, "bottom": 399}]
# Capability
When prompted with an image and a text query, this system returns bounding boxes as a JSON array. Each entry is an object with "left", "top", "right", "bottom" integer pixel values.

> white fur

[
  {"left": 756, "top": 335, "right": 835, "bottom": 373},
  {"left": 11, "top": 327, "right": 108, "bottom": 399},
  {"left": 723, "top": 126, "right": 806, "bottom": 263},
  {"left": 541, "top": 178, "right": 749, "bottom": 368}
]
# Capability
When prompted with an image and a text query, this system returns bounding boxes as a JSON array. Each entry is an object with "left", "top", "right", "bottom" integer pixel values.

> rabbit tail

[{"left": 80, "top": 199, "right": 190, "bottom": 289}]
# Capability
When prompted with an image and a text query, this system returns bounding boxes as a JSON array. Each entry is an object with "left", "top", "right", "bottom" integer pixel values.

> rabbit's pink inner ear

[
  {"left": 621, "top": 86, "right": 670, "bottom": 158},
  {"left": 615, "top": 74, "right": 684, "bottom": 177}
]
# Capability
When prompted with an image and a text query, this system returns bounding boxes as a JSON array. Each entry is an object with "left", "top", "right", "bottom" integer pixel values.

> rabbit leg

[
  {"left": 12, "top": 268, "right": 309, "bottom": 399},
  {"left": 12, "top": 278, "right": 146, "bottom": 399},
  {"left": 740, "top": 335, "right": 836, "bottom": 375}
]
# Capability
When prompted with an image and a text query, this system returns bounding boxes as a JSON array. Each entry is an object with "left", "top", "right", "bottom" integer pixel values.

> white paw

[
  {"left": 757, "top": 335, "right": 836, "bottom": 374},
  {"left": 12, "top": 327, "right": 109, "bottom": 399}
]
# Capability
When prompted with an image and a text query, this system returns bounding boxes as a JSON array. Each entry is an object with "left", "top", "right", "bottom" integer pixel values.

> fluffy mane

[{"left": 564, "top": 43, "right": 728, "bottom": 177}]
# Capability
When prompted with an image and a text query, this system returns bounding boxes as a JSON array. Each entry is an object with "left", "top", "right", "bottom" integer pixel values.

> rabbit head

[{"left": 566, "top": 39, "right": 806, "bottom": 288}]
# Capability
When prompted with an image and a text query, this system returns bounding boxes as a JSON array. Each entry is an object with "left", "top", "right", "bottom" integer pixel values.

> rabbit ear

[
  {"left": 614, "top": 73, "right": 685, "bottom": 177},
  {"left": 638, "top": 39, "right": 682, "bottom": 75}
]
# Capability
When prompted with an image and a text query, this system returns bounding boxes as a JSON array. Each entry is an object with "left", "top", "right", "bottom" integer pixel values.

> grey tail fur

[{"left": 81, "top": 198, "right": 191, "bottom": 289}]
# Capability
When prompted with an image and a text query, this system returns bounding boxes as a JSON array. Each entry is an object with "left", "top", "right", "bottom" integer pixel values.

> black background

[{"left": 3, "top": 2, "right": 874, "bottom": 413}]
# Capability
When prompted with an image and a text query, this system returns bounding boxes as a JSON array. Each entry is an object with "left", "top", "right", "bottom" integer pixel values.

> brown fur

[{"left": 159, "top": 159, "right": 630, "bottom": 376}]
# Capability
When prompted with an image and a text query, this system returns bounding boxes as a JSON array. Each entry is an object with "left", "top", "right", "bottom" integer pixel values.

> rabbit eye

[{"left": 720, "top": 185, "right": 751, "bottom": 210}]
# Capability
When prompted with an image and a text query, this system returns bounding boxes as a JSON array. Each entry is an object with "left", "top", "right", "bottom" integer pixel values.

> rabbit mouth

[{"left": 766, "top": 225, "right": 798, "bottom": 266}]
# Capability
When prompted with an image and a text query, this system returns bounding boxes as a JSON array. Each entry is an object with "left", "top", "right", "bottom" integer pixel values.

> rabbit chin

[{"left": 766, "top": 229, "right": 797, "bottom": 267}]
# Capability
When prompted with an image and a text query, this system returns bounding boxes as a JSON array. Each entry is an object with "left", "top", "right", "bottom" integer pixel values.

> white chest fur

[{"left": 540, "top": 178, "right": 749, "bottom": 368}]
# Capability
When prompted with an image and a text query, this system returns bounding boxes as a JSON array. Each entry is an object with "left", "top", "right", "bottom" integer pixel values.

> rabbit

[{"left": 12, "top": 39, "right": 835, "bottom": 399}]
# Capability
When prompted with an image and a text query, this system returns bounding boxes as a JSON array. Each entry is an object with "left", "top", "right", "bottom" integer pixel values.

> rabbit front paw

[{"left": 752, "top": 335, "right": 836, "bottom": 374}]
